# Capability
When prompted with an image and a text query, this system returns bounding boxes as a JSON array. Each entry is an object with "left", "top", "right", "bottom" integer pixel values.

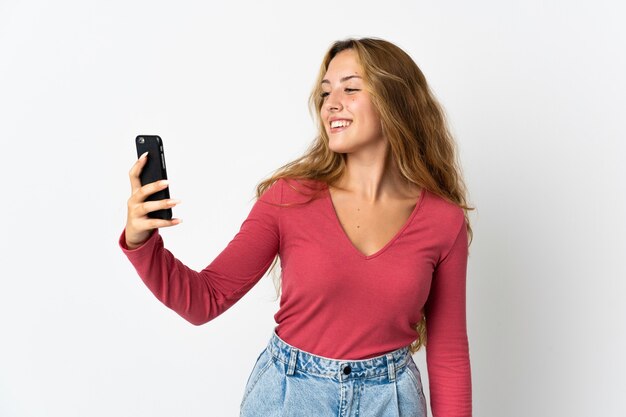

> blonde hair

[{"left": 253, "top": 37, "right": 474, "bottom": 354}]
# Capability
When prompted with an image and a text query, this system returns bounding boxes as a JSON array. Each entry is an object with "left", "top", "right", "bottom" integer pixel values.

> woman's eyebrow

[{"left": 321, "top": 75, "right": 362, "bottom": 85}]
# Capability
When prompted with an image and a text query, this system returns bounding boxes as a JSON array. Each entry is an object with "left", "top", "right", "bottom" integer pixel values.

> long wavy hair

[{"left": 253, "top": 37, "right": 474, "bottom": 354}]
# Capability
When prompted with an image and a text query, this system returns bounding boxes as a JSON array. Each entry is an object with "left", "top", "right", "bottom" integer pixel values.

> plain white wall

[{"left": 1, "top": 0, "right": 624, "bottom": 416}]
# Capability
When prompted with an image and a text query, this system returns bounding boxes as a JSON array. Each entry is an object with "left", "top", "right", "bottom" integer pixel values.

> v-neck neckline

[{"left": 325, "top": 185, "right": 426, "bottom": 260}]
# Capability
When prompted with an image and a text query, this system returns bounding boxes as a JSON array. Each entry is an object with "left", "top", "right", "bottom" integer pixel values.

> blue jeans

[{"left": 240, "top": 328, "right": 427, "bottom": 417}]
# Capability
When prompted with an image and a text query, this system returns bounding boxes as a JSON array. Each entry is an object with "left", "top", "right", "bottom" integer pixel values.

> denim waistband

[{"left": 266, "top": 328, "right": 412, "bottom": 382}]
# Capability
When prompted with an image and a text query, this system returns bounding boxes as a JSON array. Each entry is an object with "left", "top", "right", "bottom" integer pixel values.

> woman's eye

[{"left": 320, "top": 88, "right": 359, "bottom": 99}]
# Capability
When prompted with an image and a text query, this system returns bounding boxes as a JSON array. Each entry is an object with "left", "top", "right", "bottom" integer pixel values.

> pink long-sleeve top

[{"left": 119, "top": 177, "right": 472, "bottom": 416}]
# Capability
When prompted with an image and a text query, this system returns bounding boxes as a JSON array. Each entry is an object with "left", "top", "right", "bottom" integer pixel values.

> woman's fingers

[
  {"left": 133, "top": 198, "right": 182, "bottom": 218},
  {"left": 129, "top": 152, "right": 149, "bottom": 194},
  {"left": 141, "top": 217, "right": 183, "bottom": 229},
  {"left": 128, "top": 179, "right": 170, "bottom": 205},
  {"left": 125, "top": 154, "right": 182, "bottom": 249},
  {"left": 125, "top": 197, "right": 182, "bottom": 246}
]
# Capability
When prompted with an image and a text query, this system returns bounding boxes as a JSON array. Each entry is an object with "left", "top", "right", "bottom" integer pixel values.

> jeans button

[{"left": 343, "top": 365, "right": 351, "bottom": 375}]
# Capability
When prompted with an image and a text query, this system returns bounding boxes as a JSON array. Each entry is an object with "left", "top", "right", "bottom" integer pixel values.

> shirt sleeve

[
  {"left": 118, "top": 179, "right": 283, "bottom": 325},
  {"left": 424, "top": 213, "right": 472, "bottom": 417}
]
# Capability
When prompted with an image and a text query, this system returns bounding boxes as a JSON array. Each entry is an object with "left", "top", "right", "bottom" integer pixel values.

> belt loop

[
  {"left": 286, "top": 347, "right": 298, "bottom": 376},
  {"left": 386, "top": 353, "right": 396, "bottom": 382}
]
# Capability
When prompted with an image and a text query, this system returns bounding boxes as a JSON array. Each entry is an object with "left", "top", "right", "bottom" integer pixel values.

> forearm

[{"left": 119, "top": 228, "right": 231, "bottom": 325}]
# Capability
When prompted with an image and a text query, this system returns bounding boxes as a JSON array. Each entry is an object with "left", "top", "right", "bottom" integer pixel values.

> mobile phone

[{"left": 135, "top": 135, "right": 172, "bottom": 220}]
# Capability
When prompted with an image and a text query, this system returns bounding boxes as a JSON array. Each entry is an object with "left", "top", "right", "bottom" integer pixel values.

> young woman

[{"left": 120, "top": 37, "right": 474, "bottom": 417}]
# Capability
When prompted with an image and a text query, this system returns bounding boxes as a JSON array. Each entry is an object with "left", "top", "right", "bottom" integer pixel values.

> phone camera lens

[{"left": 138, "top": 137, "right": 145, "bottom": 144}]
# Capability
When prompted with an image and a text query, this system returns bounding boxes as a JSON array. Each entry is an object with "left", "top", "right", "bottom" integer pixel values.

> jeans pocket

[
  {"left": 404, "top": 357, "right": 427, "bottom": 409},
  {"left": 240, "top": 348, "right": 274, "bottom": 409}
]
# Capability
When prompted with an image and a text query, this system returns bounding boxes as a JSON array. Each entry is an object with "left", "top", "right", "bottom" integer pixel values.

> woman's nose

[{"left": 325, "top": 92, "right": 343, "bottom": 112}]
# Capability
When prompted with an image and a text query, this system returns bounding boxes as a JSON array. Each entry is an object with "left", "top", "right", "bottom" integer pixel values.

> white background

[{"left": 1, "top": 1, "right": 625, "bottom": 416}]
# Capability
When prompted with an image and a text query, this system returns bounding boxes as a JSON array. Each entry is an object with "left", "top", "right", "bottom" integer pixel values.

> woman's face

[{"left": 320, "top": 49, "right": 385, "bottom": 155}]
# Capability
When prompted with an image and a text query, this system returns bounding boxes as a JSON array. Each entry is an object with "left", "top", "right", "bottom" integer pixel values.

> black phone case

[{"left": 135, "top": 135, "right": 172, "bottom": 220}]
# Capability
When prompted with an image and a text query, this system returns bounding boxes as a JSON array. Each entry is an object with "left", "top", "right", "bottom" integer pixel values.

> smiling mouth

[
  {"left": 330, "top": 120, "right": 352, "bottom": 129},
  {"left": 329, "top": 120, "right": 352, "bottom": 133}
]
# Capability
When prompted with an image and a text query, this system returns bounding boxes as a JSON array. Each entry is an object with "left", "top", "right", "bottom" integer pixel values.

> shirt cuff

[{"left": 118, "top": 227, "right": 159, "bottom": 255}]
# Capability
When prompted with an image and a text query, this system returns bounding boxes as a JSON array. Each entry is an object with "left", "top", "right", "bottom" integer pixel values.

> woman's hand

[{"left": 125, "top": 152, "right": 182, "bottom": 249}]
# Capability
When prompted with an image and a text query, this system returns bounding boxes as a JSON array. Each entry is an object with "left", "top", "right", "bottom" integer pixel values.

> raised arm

[
  {"left": 120, "top": 154, "right": 283, "bottom": 324},
  {"left": 424, "top": 214, "right": 472, "bottom": 417}
]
